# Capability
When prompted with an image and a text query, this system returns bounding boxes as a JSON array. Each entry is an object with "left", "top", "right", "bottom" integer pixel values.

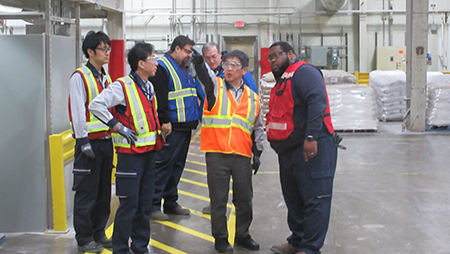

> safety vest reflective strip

[
  {"left": 160, "top": 56, "right": 197, "bottom": 123},
  {"left": 77, "top": 66, "right": 111, "bottom": 133},
  {"left": 112, "top": 76, "right": 157, "bottom": 148},
  {"left": 201, "top": 79, "right": 256, "bottom": 134}
]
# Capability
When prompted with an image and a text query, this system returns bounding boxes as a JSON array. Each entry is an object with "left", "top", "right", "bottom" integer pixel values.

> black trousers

[
  {"left": 278, "top": 135, "right": 337, "bottom": 254},
  {"left": 72, "top": 138, "right": 113, "bottom": 246},
  {"left": 112, "top": 151, "right": 156, "bottom": 254},
  {"left": 206, "top": 152, "right": 253, "bottom": 239}
]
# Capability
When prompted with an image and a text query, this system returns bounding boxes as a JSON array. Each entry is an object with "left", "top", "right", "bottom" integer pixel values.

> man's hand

[
  {"left": 191, "top": 48, "right": 204, "bottom": 65},
  {"left": 303, "top": 140, "right": 317, "bottom": 162},
  {"left": 161, "top": 122, "right": 172, "bottom": 136},
  {"left": 113, "top": 123, "right": 138, "bottom": 144},
  {"left": 252, "top": 155, "right": 261, "bottom": 175},
  {"left": 81, "top": 142, "right": 95, "bottom": 158}
]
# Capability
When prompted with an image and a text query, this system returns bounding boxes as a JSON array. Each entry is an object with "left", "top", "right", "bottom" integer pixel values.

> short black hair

[
  {"left": 170, "top": 35, "right": 195, "bottom": 53},
  {"left": 269, "top": 41, "right": 296, "bottom": 55},
  {"left": 82, "top": 30, "right": 110, "bottom": 58},
  {"left": 222, "top": 50, "right": 249, "bottom": 68},
  {"left": 128, "top": 43, "right": 154, "bottom": 72}
]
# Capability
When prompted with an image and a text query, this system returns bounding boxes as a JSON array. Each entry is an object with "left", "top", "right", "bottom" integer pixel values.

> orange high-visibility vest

[{"left": 201, "top": 77, "right": 260, "bottom": 158}]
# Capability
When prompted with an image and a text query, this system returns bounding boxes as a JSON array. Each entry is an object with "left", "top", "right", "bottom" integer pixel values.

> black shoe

[
  {"left": 78, "top": 241, "right": 103, "bottom": 253},
  {"left": 96, "top": 236, "right": 112, "bottom": 248},
  {"left": 235, "top": 235, "right": 260, "bottom": 251},
  {"left": 214, "top": 237, "right": 233, "bottom": 253}
]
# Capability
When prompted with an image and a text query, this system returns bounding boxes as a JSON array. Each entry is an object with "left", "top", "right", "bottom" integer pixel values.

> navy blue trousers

[
  {"left": 278, "top": 135, "right": 337, "bottom": 254},
  {"left": 151, "top": 130, "right": 191, "bottom": 211},
  {"left": 73, "top": 138, "right": 113, "bottom": 246},
  {"left": 112, "top": 151, "right": 156, "bottom": 254}
]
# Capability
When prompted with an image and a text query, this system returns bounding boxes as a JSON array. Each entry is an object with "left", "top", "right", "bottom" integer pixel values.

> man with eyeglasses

[
  {"left": 68, "top": 30, "right": 114, "bottom": 253},
  {"left": 265, "top": 42, "right": 337, "bottom": 254},
  {"left": 202, "top": 42, "right": 258, "bottom": 93},
  {"left": 200, "top": 42, "right": 259, "bottom": 215},
  {"left": 191, "top": 49, "right": 264, "bottom": 253},
  {"left": 89, "top": 42, "right": 163, "bottom": 254},
  {"left": 148, "top": 35, "right": 205, "bottom": 221}
]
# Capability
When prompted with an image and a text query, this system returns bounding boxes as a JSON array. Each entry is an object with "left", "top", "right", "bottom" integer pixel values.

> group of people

[{"left": 68, "top": 30, "right": 338, "bottom": 254}]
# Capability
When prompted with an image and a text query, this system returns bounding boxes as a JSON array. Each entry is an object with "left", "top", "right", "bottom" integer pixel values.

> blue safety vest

[{"left": 158, "top": 54, "right": 202, "bottom": 123}]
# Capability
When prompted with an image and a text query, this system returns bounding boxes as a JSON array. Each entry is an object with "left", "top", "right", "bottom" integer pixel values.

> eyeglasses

[
  {"left": 204, "top": 53, "right": 220, "bottom": 61},
  {"left": 267, "top": 51, "right": 284, "bottom": 61},
  {"left": 146, "top": 56, "right": 157, "bottom": 63},
  {"left": 181, "top": 47, "right": 193, "bottom": 54},
  {"left": 222, "top": 61, "right": 242, "bottom": 70},
  {"left": 95, "top": 46, "right": 112, "bottom": 53}
]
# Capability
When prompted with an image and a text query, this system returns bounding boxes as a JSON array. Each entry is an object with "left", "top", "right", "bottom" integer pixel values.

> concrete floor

[{"left": 1, "top": 122, "right": 450, "bottom": 254}]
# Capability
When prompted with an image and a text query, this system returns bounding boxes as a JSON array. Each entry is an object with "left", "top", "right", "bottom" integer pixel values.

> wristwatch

[{"left": 306, "top": 135, "right": 315, "bottom": 142}]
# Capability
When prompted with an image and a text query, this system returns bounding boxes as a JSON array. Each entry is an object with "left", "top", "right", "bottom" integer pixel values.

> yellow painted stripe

[
  {"left": 184, "top": 168, "right": 207, "bottom": 176},
  {"left": 192, "top": 130, "right": 201, "bottom": 140},
  {"left": 189, "top": 208, "right": 211, "bottom": 219},
  {"left": 227, "top": 206, "right": 236, "bottom": 246},
  {"left": 152, "top": 239, "right": 189, "bottom": 254},
  {"left": 255, "top": 171, "right": 279, "bottom": 174},
  {"left": 180, "top": 178, "right": 209, "bottom": 188},
  {"left": 156, "top": 220, "right": 215, "bottom": 242},
  {"left": 186, "top": 160, "right": 206, "bottom": 166},
  {"left": 178, "top": 190, "right": 233, "bottom": 208},
  {"left": 187, "top": 152, "right": 204, "bottom": 157}
]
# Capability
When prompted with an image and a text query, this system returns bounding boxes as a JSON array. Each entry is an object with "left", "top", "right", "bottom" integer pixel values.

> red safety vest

[
  {"left": 69, "top": 66, "right": 112, "bottom": 140},
  {"left": 266, "top": 61, "right": 334, "bottom": 142},
  {"left": 112, "top": 76, "right": 164, "bottom": 154}
]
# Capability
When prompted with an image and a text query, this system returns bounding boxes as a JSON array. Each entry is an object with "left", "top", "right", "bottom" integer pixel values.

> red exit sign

[{"left": 235, "top": 21, "right": 244, "bottom": 27}]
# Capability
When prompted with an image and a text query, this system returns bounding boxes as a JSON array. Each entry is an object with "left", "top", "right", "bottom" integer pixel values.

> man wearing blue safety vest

[
  {"left": 266, "top": 42, "right": 338, "bottom": 254},
  {"left": 149, "top": 35, "right": 205, "bottom": 221},
  {"left": 89, "top": 42, "right": 163, "bottom": 254},
  {"left": 68, "top": 30, "right": 114, "bottom": 253}
]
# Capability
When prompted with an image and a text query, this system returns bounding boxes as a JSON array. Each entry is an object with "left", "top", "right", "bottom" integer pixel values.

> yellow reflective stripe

[
  {"left": 116, "top": 77, "right": 156, "bottom": 147},
  {"left": 160, "top": 57, "right": 183, "bottom": 91},
  {"left": 86, "top": 121, "right": 109, "bottom": 133},
  {"left": 231, "top": 116, "right": 253, "bottom": 135},
  {"left": 112, "top": 132, "right": 157, "bottom": 147},
  {"left": 77, "top": 67, "right": 109, "bottom": 133},
  {"left": 106, "top": 74, "right": 112, "bottom": 84},
  {"left": 168, "top": 88, "right": 197, "bottom": 99}
]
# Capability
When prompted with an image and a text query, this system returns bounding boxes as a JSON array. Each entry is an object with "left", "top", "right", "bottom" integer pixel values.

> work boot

[
  {"left": 235, "top": 235, "right": 260, "bottom": 250},
  {"left": 214, "top": 237, "right": 233, "bottom": 253},
  {"left": 150, "top": 210, "right": 169, "bottom": 221},
  {"left": 165, "top": 205, "right": 190, "bottom": 215},
  {"left": 202, "top": 204, "right": 211, "bottom": 214},
  {"left": 78, "top": 241, "right": 103, "bottom": 253},
  {"left": 96, "top": 236, "right": 112, "bottom": 248},
  {"left": 270, "top": 242, "right": 299, "bottom": 254}
]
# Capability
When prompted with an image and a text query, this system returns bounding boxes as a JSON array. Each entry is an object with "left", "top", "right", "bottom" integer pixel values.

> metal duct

[{"left": 320, "top": 0, "right": 348, "bottom": 12}]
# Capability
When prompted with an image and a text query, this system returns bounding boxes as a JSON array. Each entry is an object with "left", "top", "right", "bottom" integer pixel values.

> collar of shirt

[
  {"left": 213, "top": 65, "right": 224, "bottom": 76},
  {"left": 130, "top": 71, "right": 150, "bottom": 89},
  {"left": 166, "top": 53, "right": 189, "bottom": 70},
  {"left": 86, "top": 61, "right": 106, "bottom": 78},
  {"left": 224, "top": 79, "right": 244, "bottom": 91}
]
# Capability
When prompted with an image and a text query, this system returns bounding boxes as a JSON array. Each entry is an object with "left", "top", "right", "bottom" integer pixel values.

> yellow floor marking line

[
  {"left": 186, "top": 160, "right": 206, "bottom": 166},
  {"left": 255, "top": 171, "right": 279, "bottom": 174},
  {"left": 156, "top": 220, "right": 215, "bottom": 242},
  {"left": 192, "top": 130, "right": 201, "bottom": 140},
  {"left": 178, "top": 190, "right": 234, "bottom": 209},
  {"left": 151, "top": 239, "right": 189, "bottom": 254},
  {"left": 227, "top": 205, "right": 236, "bottom": 246},
  {"left": 180, "top": 178, "right": 209, "bottom": 188},
  {"left": 184, "top": 168, "right": 207, "bottom": 176},
  {"left": 188, "top": 152, "right": 204, "bottom": 157},
  {"left": 189, "top": 208, "right": 211, "bottom": 219}
]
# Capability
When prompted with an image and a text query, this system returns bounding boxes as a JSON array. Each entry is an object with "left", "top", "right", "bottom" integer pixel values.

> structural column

[
  {"left": 107, "top": 7, "right": 125, "bottom": 82},
  {"left": 359, "top": 0, "right": 369, "bottom": 72},
  {"left": 405, "top": 0, "right": 429, "bottom": 131}
]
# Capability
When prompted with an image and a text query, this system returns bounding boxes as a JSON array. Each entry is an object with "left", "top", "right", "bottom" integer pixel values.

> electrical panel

[
  {"left": 310, "top": 46, "right": 328, "bottom": 67},
  {"left": 376, "top": 46, "right": 407, "bottom": 72},
  {"left": 330, "top": 47, "right": 339, "bottom": 66}
]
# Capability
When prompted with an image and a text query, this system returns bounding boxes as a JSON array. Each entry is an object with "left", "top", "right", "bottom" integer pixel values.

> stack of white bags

[
  {"left": 426, "top": 73, "right": 450, "bottom": 127},
  {"left": 369, "top": 70, "right": 406, "bottom": 121}
]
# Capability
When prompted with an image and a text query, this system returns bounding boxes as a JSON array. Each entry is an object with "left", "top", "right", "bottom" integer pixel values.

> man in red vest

[
  {"left": 266, "top": 42, "right": 338, "bottom": 254},
  {"left": 68, "top": 30, "right": 113, "bottom": 253}
]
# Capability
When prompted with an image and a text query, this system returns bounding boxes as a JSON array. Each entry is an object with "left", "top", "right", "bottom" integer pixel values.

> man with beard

[
  {"left": 266, "top": 42, "right": 338, "bottom": 254},
  {"left": 148, "top": 35, "right": 205, "bottom": 221}
]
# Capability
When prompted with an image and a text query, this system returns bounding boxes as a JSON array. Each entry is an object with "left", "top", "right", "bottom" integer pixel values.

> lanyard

[{"left": 130, "top": 74, "right": 154, "bottom": 103}]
